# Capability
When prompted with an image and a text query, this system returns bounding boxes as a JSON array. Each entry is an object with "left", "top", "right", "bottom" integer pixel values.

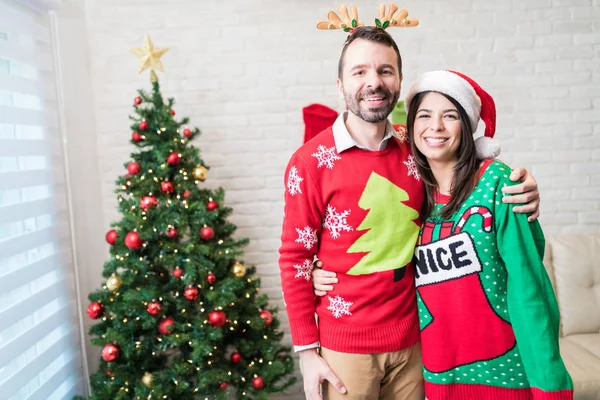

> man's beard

[{"left": 344, "top": 87, "right": 400, "bottom": 123}]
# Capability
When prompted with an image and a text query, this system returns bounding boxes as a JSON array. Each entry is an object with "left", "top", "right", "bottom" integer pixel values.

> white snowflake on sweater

[
  {"left": 293, "top": 259, "right": 314, "bottom": 281},
  {"left": 404, "top": 155, "right": 420, "bottom": 181},
  {"left": 311, "top": 145, "right": 341, "bottom": 169},
  {"left": 287, "top": 166, "right": 303, "bottom": 196},
  {"left": 323, "top": 205, "right": 353, "bottom": 239},
  {"left": 396, "top": 126, "right": 408, "bottom": 143},
  {"left": 295, "top": 226, "right": 318, "bottom": 250},
  {"left": 327, "top": 295, "right": 353, "bottom": 318}
]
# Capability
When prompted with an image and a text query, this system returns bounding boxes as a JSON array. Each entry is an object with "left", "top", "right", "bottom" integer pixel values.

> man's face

[{"left": 337, "top": 39, "right": 401, "bottom": 123}]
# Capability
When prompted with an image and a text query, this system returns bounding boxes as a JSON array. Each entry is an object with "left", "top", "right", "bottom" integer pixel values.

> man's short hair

[{"left": 337, "top": 26, "right": 403, "bottom": 80}]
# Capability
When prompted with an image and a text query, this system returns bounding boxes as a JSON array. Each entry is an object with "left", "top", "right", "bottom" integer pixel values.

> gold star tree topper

[{"left": 130, "top": 34, "right": 169, "bottom": 82}]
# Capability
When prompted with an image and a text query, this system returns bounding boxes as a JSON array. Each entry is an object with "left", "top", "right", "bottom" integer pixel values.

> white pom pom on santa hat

[{"left": 404, "top": 70, "right": 501, "bottom": 159}]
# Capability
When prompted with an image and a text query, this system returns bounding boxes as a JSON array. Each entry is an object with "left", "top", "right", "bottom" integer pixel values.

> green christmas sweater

[{"left": 415, "top": 160, "right": 573, "bottom": 400}]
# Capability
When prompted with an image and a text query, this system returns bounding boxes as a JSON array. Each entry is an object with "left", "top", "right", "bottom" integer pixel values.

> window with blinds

[{"left": 0, "top": 1, "right": 86, "bottom": 398}]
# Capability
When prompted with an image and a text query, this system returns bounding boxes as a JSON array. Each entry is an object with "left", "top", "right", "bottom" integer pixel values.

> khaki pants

[{"left": 320, "top": 342, "right": 424, "bottom": 400}]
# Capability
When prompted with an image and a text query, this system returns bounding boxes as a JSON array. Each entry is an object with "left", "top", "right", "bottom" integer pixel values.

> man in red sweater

[{"left": 279, "top": 27, "right": 540, "bottom": 400}]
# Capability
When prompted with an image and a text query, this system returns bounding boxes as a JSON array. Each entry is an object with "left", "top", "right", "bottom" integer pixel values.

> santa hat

[
  {"left": 404, "top": 70, "right": 501, "bottom": 159},
  {"left": 302, "top": 104, "right": 339, "bottom": 144}
]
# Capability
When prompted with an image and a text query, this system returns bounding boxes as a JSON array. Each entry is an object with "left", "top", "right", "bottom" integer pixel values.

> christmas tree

[
  {"left": 347, "top": 172, "right": 420, "bottom": 276},
  {"left": 78, "top": 35, "right": 295, "bottom": 400}
]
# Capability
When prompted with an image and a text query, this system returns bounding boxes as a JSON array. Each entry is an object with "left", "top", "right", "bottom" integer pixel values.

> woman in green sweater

[{"left": 312, "top": 70, "right": 573, "bottom": 400}]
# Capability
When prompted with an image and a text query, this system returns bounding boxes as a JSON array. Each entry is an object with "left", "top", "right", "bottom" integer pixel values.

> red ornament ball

[
  {"left": 200, "top": 226, "right": 215, "bottom": 241},
  {"left": 167, "top": 152, "right": 180, "bottom": 165},
  {"left": 206, "top": 201, "right": 218, "bottom": 211},
  {"left": 208, "top": 310, "right": 226, "bottom": 327},
  {"left": 219, "top": 382, "right": 228, "bottom": 389},
  {"left": 183, "top": 190, "right": 191, "bottom": 199},
  {"left": 87, "top": 302, "right": 105, "bottom": 319},
  {"left": 252, "top": 377, "right": 265, "bottom": 390},
  {"left": 134, "top": 96, "right": 142, "bottom": 105},
  {"left": 102, "top": 344, "right": 120, "bottom": 362},
  {"left": 207, "top": 273, "right": 216, "bottom": 284},
  {"left": 139, "top": 121, "right": 148, "bottom": 131},
  {"left": 183, "top": 128, "right": 192, "bottom": 138},
  {"left": 161, "top": 181, "right": 174, "bottom": 193},
  {"left": 127, "top": 161, "right": 141, "bottom": 175},
  {"left": 147, "top": 301, "right": 161, "bottom": 315},
  {"left": 105, "top": 229, "right": 117, "bottom": 245},
  {"left": 230, "top": 352, "right": 242, "bottom": 364},
  {"left": 139, "top": 195, "right": 158, "bottom": 211},
  {"left": 158, "top": 317, "right": 175, "bottom": 335},
  {"left": 170, "top": 109, "right": 176, "bottom": 116},
  {"left": 173, "top": 268, "right": 183, "bottom": 278},
  {"left": 132, "top": 131, "right": 143, "bottom": 142},
  {"left": 184, "top": 286, "right": 199, "bottom": 301},
  {"left": 260, "top": 310, "right": 273, "bottom": 326},
  {"left": 168, "top": 228, "right": 178, "bottom": 238},
  {"left": 125, "top": 231, "right": 143, "bottom": 250}
]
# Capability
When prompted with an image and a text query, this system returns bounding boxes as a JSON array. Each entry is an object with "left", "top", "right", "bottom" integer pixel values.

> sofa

[{"left": 543, "top": 234, "right": 600, "bottom": 400}]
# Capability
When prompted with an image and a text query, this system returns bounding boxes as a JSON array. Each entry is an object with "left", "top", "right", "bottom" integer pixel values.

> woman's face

[{"left": 412, "top": 92, "right": 462, "bottom": 165}]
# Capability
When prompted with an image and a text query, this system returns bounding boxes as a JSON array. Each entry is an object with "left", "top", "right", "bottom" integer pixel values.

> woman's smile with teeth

[{"left": 425, "top": 137, "right": 449, "bottom": 145}]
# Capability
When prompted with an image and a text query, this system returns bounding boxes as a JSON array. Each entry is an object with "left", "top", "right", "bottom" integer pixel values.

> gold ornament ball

[
  {"left": 193, "top": 166, "right": 208, "bottom": 181},
  {"left": 142, "top": 372, "right": 153, "bottom": 388},
  {"left": 231, "top": 262, "right": 246, "bottom": 278},
  {"left": 106, "top": 273, "right": 121, "bottom": 291}
]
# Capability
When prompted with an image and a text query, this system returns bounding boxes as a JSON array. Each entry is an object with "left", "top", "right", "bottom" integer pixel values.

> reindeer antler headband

[{"left": 317, "top": 2, "right": 419, "bottom": 33}]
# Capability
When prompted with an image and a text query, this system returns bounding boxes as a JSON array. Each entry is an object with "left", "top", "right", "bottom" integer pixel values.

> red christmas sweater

[{"left": 279, "top": 124, "right": 424, "bottom": 353}]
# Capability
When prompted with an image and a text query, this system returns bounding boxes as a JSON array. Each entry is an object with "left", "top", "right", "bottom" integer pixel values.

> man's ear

[{"left": 336, "top": 78, "right": 344, "bottom": 100}]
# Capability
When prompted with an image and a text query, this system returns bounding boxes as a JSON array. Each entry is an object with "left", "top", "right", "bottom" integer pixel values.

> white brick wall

[{"left": 84, "top": 0, "right": 599, "bottom": 396}]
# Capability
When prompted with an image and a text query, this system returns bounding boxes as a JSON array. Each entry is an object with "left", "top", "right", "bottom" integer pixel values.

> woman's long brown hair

[{"left": 406, "top": 91, "right": 483, "bottom": 220}]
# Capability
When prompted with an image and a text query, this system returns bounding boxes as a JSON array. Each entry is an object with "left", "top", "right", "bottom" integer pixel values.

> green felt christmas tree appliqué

[{"left": 346, "top": 172, "right": 420, "bottom": 275}]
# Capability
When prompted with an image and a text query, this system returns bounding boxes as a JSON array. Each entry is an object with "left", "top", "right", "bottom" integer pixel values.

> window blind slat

[
  {"left": 0, "top": 226, "right": 55, "bottom": 258},
  {"left": 29, "top": 359, "right": 79, "bottom": 400},
  {"left": 0, "top": 253, "right": 61, "bottom": 291},
  {"left": 0, "top": 169, "right": 58, "bottom": 189},
  {"left": 0, "top": 280, "right": 64, "bottom": 327},
  {"left": 0, "top": 138, "right": 60, "bottom": 157},
  {"left": 0, "top": 334, "right": 72, "bottom": 398},
  {"left": 0, "top": 2, "right": 51, "bottom": 44},
  {"left": 0, "top": 304, "right": 68, "bottom": 366},
  {"left": 0, "top": 105, "right": 58, "bottom": 127},
  {"left": 0, "top": 74, "right": 57, "bottom": 101},
  {"left": 0, "top": 198, "right": 64, "bottom": 224},
  {"left": 0, "top": 41, "right": 54, "bottom": 73}
]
